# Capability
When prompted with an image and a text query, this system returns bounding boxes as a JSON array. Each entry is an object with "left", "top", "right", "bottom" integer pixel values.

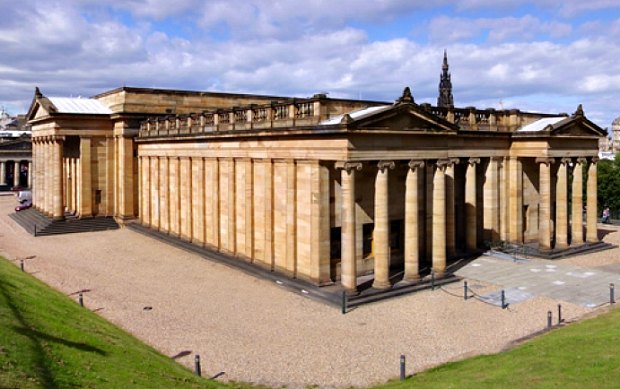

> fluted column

[
  {"left": 537, "top": 157, "right": 554, "bottom": 250},
  {"left": 404, "top": 160, "right": 424, "bottom": 282},
  {"left": 27, "top": 161, "right": 32, "bottom": 188},
  {"left": 483, "top": 157, "right": 500, "bottom": 242},
  {"left": 45, "top": 140, "right": 52, "bottom": 215},
  {"left": 571, "top": 158, "right": 586, "bottom": 246},
  {"left": 432, "top": 160, "right": 448, "bottom": 276},
  {"left": 79, "top": 137, "right": 92, "bottom": 218},
  {"left": 337, "top": 161, "right": 362, "bottom": 293},
  {"left": 0, "top": 161, "right": 5, "bottom": 185},
  {"left": 445, "top": 158, "right": 459, "bottom": 258},
  {"left": 586, "top": 157, "right": 599, "bottom": 242},
  {"left": 373, "top": 160, "right": 394, "bottom": 290},
  {"left": 13, "top": 161, "right": 20, "bottom": 187},
  {"left": 465, "top": 158, "right": 480, "bottom": 251},
  {"left": 555, "top": 158, "right": 570, "bottom": 249},
  {"left": 52, "top": 138, "right": 64, "bottom": 220}
]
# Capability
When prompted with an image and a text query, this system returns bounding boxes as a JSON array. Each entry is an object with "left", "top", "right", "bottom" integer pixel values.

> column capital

[
  {"left": 407, "top": 159, "right": 425, "bottom": 170},
  {"left": 468, "top": 157, "right": 481, "bottom": 165},
  {"left": 335, "top": 161, "right": 363, "bottom": 172},
  {"left": 436, "top": 158, "right": 458, "bottom": 170},
  {"left": 590, "top": 156, "right": 600, "bottom": 164},
  {"left": 535, "top": 157, "right": 555, "bottom": 166},
  {"left": 560, "top": 157, "right": 572, "bottom": 165},
  {"left": 576, "top": 157, "right": 588, "bottom": 165},
  {"left": 377, "top": 160, "right": 395, "bottom": 171}
]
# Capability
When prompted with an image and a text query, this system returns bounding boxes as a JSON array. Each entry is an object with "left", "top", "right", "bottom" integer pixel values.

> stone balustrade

[{"left": 139, "top": 98, "right": 321, "bottom": 137}]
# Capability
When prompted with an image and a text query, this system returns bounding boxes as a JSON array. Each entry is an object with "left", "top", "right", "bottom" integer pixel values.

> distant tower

[
  {"left": 437, "top": 50, "right": 454, "bottom": 108},
  {"left": 612, "top": 116, "right": 620, "bottom": 153}
]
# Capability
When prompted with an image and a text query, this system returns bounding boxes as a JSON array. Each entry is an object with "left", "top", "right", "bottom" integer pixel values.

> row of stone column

[
  {"left": 537, "top": 157, "right": 598, "bottom": 250},
  {"left": 63, "top": 158, "right": 79, "bottom": 214},
  {"left": 338, "top": 156, "right": 599, "bottom": 294},
  {"left": 32, "top": 137, "right": 64, "bottom": 220},
  {"left": 0, "top": 160, "right": 31, "bottom": 187}
]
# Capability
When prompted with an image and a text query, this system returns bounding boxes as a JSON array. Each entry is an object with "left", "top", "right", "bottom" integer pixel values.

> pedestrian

[{"left": 602, "top": 207, "right": 611, "bottom": 223}]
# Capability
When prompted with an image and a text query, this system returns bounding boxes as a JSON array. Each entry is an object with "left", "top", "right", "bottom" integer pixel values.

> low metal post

[
  {"left": 400, "top": 354, "right": 406, "bottom": 381},
  {"left": 547, "top": 310, "right": 552, "bottom": 329},
  {"left": 341, "top": 291, "right": 347, "bottom": 315},
  {"left": 501, "top": 290, "right": 506, "bottom": 309},
  {"left": 194, "top": 354, "right": 201, "bottom": 377},
  {"left": 34, "top": 224, "right": 37, "bottom": 237},
  {"left": 20, "top": 259, "right": 24, "bottom": 272},
  {"left": 78, "top": 292, "right": 83, "bottom": 307},
  {"left": 558, "top": 304, "right": 562, "bottom": 324},
  {"left": 464, "top": 281, "right": 468, "bottom": 300},
  {"left": 611, "top": 283, "right": 615, "bottom": 304},
  {"left": 431, "top": 270, "right": 435, "bottom": 291}
]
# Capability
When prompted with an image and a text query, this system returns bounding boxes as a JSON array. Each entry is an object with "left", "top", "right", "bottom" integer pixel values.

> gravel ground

[{"left": 1, "top": 194, "right": 618, "bottom": 388}]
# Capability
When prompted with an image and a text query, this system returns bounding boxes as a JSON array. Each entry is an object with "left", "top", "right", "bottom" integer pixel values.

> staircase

[{"left": 9, "top": 208, "right": 119, "bottom": 236}]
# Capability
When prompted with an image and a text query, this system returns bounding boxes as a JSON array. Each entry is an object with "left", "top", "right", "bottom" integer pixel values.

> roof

[
  {"left": 47, "top": 97, "right": 112, "bottom": 115},
  {"left": 517, "top": 117, "right": 566, "bottom": 132},
  {"left": 320, "top": 105, "right": 390, "bottom": 125}
]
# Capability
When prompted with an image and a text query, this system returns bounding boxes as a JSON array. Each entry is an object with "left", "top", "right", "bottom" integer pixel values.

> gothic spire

[{"left": 437, "top": 50, "right": 454, "bottom": 108}]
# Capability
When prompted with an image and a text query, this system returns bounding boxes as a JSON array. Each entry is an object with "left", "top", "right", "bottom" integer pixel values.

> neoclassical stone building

[{"left": 26, "top": 68, "right": 606, "bottom": 292}]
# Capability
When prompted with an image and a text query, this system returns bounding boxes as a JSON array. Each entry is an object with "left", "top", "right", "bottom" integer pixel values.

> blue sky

[{"left": 1, "top": 0, "right": 619, "bottom": 129}]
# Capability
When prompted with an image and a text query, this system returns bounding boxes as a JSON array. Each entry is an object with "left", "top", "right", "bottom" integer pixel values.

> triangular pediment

[
  {"left": 26, "top": 87, "right": 56, "bottom": 121},
  {"left": 347, "top": 103, "right": 458, "bottom": 133},
  {"left": 550, "top": 116, "right": 607, "bottom": 137}
]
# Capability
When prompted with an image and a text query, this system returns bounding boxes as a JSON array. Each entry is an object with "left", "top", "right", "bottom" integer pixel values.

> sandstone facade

[{"left": 26, "top": 85, "right": 606, "bottom": 291}]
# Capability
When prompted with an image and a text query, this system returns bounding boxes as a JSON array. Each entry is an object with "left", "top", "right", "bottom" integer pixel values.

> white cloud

[
  {"left": 429, "top": 15, "right": 572, "bottom": 44},
  {"left": 1, "top": 0, "right": 620, "bottom": 128}
]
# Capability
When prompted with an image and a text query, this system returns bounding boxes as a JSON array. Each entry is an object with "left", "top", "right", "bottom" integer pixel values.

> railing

[{"left": 139, "top": 98, "right": 325, "bottom": 138}]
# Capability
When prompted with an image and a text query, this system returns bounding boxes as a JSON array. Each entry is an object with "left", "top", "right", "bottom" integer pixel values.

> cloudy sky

[{"left": 1, "top": 0, "right": 619, "bottom": 129}]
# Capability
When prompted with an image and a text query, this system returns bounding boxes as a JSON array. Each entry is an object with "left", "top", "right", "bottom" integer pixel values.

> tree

[{"left": 597, "top": 155, "right": 620, "bottom": 218}]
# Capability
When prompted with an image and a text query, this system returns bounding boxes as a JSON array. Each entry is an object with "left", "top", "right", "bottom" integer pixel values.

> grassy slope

[
  {"left": 0, "top": 256, "right": 228, "bottom": 389},
  {"left": 378, "top": 306, "right": 620, "bottom": 388}
]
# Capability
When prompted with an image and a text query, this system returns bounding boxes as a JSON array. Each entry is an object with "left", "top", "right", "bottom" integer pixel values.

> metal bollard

[
  {"left": 78, "top": 292, "right": 84, "bottom": 307},
  {"left": 464, "top": 281, "right": 468, "bottom": 300},
  {"left": 341, "top": 291, "right": 347, "bottom": 315},
  {"left": 501, "top": 290, "right": 507, "bottom": 309},
  {"left": 558, "top": 304, "right": 562, "bottom": 324},
  {"left": 400, "top": 354, "right": 406, "bottom": 381},
  {"left": 610, "top": 283, "right": 615, "bottom": 304},
  {"left": 194, "top": 354, "right": 201, "bottom": 377},
  {"left": 547, "top": 310, "right": 552, "bottom": 329},
  {"left": 20, "top": 259, "right": 24, "bottom": 272},
  {"left": 431, "top": 270, "right": 435, "bottom": 291}
]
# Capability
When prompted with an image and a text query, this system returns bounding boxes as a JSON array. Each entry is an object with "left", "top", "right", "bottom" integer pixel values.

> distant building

[
  {"left": 0, "top": 108, "right": 32, "bottom": 190},
  {"left": 612, "top": 116, "right": 620, "bottom": 153},
  {"left": 25, "top": 55, "right": 606, "bottom": 292}
]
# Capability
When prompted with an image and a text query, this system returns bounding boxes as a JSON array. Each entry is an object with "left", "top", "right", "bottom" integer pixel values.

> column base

[
  {"left": 401, "top": 274, "right": 421, "bottom": 284},
  {"left": 372, "top": 279, "right": 391, "bottom": 290},
  {"left": 432, "top": 268, "right": 446, "bottom": 278},
  {"left": 344, "top": 287, "right": 359, "bottom": 296},
  {"left": 52, "top": 215, "right": 65, "bottom": 221}
]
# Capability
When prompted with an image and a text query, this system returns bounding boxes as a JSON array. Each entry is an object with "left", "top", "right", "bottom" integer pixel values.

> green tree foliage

[{"left": 597, "top": 155, "right": 620, "bottom": 217}]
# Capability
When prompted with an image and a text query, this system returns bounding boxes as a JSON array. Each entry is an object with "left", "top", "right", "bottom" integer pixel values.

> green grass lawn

[
  {"left": 377, "top": 305, "right": 620, "bottom": 388},
  {"left": 0, "top": 256, "right": 230, "bottom": 389}
]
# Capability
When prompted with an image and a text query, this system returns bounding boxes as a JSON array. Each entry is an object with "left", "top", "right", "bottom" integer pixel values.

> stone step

[{"left": 10, "top": 208, "right": 119, "bottom": 236}]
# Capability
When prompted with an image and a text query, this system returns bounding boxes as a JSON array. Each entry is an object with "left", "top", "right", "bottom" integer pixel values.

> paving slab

[{"left": 456, "top": 253, "right": 620, "bottom": 308}]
